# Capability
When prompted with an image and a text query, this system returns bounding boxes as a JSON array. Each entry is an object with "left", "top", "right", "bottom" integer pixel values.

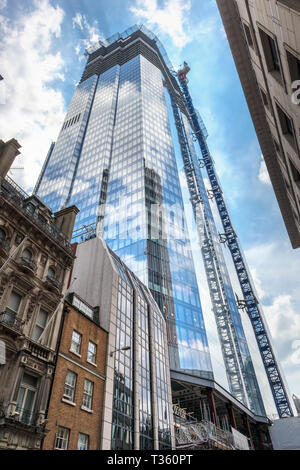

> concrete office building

[{"left": 217, "top": 0, "right": 300, "bottom": 248}]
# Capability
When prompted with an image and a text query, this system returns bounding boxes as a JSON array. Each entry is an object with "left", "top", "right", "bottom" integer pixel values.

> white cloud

[
  {"left": 245, "top": 241, "right": 300, "bottom": 396},
  {"left": 0, "top": 0, "right": 66, "bottom": 191},
  {"left": 263, "top": 294, "right": 300, "bottom": 343},
  {"left": 248, "top": 266, "right": 266, "bottom": 299},
  {"left": 75, "top": 43, "right": 81, "bottom": 55},
  {"left": 290, "top": 340, "right": 300, "bottom": 365},
  {"left": 130, "top": 0, "right": 192, "bottom": 48},
  {"left": 72, "top": 12, "right": 84, "bottom": 30},
  {"left": 258, "top": 157, "right": 271, "bottom": 185},
  {"left": 72, "top": 12, "right": 105, "bottom": 54},
  {"left": 0, "top": 0, "right": 7, "bottom": 10}
]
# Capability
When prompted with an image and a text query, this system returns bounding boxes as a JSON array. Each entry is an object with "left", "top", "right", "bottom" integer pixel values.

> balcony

[
  {"left": 13, "top": 407, "right": 37, "bottom": 426},
  {"left": 22, "top": 338, "right": 55, "bottom": 362},
  {"left": 0, "top": 402, "right": 46, "bottom": 430},
  {"left": 1, "top": 176, "right": 72, "bottom": 253},
  {"left": 0, "top": 310, "right": 23, "bottom": 333},
  {"left": 19, "top": 257, "right": 37, "bottom": 275},
  {"left": 44, "top": 275, "right": 62, "bottom": 293}
]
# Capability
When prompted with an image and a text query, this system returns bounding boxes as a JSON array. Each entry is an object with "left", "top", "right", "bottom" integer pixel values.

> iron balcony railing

[
  {"left": 1, "top": 177, "right": 72, "bottom": 253},
  {"left": 20, "top": 256, "right": 37, "bottom": 273},
  {"left": 13, "top": 407, "right": 37, "bottom": 426},
  {"left": 0, "top": 404, "right": 38, "bottom": 427},
  {"left": 0, "top": 310, "right": 23, "bottom": 333},
  {"left": 45, "top": 275, "right": 62, "bottom": 291}
]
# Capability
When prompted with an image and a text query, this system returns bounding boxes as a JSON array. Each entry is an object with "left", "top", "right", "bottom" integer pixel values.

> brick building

[{"left": 43, "top": 293, "right": 108, "bottom": 450}]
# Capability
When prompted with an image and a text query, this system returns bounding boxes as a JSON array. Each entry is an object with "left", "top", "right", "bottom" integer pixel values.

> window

[
  {"left": 289, "top": 159, "right": 300, "bottom": 190},
  {"left": 22, "top": 248, "right": 32, "bottom": 261},
  {"left": 286, "top": 49, "right": 300, "bottom": 83},
  {"left": 243, "top": 23, "right": 254, "bottom": 49},
  {"left": 82, "top": 379, "right": 93, "bottom": 410},
  {"left": 32, "top": 308, "right": 48, "bottom": 343},
  {"left": 268, "top": 35, "right": 280, "bottom": 72},
  {"left": 55, "top": 426, "right": 70, "bottom": 450},
  {"left": 16, "top": 373, "right": 38, "bottom": 424},
  {"left": 70, "top": 330, "right": 82, "bottom": 354},
  {"left": 77, "top": 433, "right": 89, "bottom": 450},
  {"left": 258, "top": 28, "right": 283, "bottom": 82},
  {"left": 64, "top": 370, "right": 77, "bottom": 402},
  {"left": 276, "top": 104, "right": 297, "bottom": 148},
  {"left": 25, "top": 202, "right": 35, "bottom": 216},
  {"left": 0, "top": 227, "right": 6, "bottom": 244},
  {"left": 6, "top": 291, "right": 22, "bottom": 315},
  {"left": 47, "top": 266, "right": 56, "bottom": 279},
  {"left": 87, "top": 341, "right": 97, "bottom": 364}
]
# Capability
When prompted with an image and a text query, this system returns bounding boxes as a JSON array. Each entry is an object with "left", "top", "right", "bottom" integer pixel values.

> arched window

[
  {"left": 0, "top": 228, "right": 6, "bottom": 243},
  {"left": 47, "top": 266, "right": 56, "bottom": 279},
  {"left": 22, "top": 248, "right": 32, "bottom": 261}
]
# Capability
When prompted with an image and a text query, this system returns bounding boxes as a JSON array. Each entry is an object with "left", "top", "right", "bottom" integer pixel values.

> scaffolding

[
  {"left": 173, "top": 409, "right": 249, "bottom": 450},
  {"left": 170, "top": 94, "right": 249, "bottom": 407},
  {"left": 176, "top": 62, "right": 293, "bottom": 418}
]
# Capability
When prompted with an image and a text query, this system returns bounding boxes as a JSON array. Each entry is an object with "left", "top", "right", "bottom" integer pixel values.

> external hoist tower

[
  {"left": 174, "top": 61, "right": 293, "bottom": 418},
  {"left": 169, "top": 92, "right": 265, "bottom": 417}
]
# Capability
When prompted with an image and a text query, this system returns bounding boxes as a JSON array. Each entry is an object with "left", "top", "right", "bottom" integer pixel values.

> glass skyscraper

[
  {"left": 35, "top": 26, "right": 213, "bottom": 383},
  {"left": 35, "top": 25, "right": 281, "bottom": 418}
]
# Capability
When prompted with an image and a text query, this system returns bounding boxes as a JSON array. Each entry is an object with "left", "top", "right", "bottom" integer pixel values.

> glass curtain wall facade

[
  {"left": 35, "top": 47, "right": 213, "bottom": 381},
  {"left": 110, "top": 252, "right": 172, "bottom": 450},
  {"left": 35, "top": 75, "right": 98, "bottom": 212}
]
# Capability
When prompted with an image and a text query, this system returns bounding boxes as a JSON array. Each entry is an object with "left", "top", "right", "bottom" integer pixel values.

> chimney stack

[
  {"left": 0, "top": 138, "right": 21, "bottom": 179},
  {"left": 54, "top": 205, "right": 79, "bottom": 242}
]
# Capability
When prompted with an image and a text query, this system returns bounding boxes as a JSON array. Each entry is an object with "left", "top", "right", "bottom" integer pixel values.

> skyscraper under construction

[{"left": 35, "top": 25, "right": 295, "bottom": 425}]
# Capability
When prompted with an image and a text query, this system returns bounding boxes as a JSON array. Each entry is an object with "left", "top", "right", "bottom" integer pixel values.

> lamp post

[{"left": 110, "top": 345, "right": 131, "bottom": 357}]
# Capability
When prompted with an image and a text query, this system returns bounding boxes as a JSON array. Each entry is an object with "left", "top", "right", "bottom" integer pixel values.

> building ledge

[
  {"left": 69, "top": 348, "right": 81, "bottom": 358},
  {"left": 61, "top": 398, "right": 76, "bottom": 407},
  {"left": 86, "top": 359, "right": 97, "bottom": 368},
  {"left": 80, "top": 405, "right": 94, "bottom": 414}
]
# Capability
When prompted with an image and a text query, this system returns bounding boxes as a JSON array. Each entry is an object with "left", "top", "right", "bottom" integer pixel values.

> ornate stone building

[{"left": 0, "top": 139, "right": 78, "bottom": 449}]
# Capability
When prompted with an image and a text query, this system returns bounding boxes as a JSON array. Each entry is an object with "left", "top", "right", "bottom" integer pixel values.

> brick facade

[{"left": 43, "top": 299, "right": 108, "bottom": 450}]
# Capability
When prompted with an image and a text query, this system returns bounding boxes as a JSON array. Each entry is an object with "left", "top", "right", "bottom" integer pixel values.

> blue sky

[{"left": 0, "top": 0, "right": 299, "bottom": 401}]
